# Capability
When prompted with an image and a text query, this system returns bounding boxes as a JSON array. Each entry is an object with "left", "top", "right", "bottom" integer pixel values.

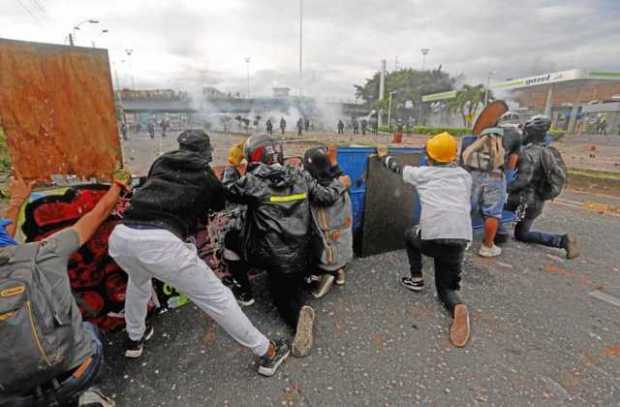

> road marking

[{"left": 589, "top": 290, "right": 620, "bottom": 308}]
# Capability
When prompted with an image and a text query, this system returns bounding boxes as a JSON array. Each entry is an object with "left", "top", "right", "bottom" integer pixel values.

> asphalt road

[{"left": 103, "top": 132, "right": 620, "bottom": 406}]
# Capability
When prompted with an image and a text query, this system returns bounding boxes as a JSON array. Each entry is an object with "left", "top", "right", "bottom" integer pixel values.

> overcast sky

[{"left": 2, "top": 0, "right": 619, "bottom": 100}]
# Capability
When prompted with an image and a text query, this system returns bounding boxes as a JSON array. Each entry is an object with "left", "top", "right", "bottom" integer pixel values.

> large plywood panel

[
  {"left": 0, "top": 38, "right": 121, "bottom": 181},
  {"left": 361, "top": 154, "right": 422, "bottom": 257}
]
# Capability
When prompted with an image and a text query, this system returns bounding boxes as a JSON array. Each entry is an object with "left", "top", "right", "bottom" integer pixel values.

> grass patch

[{"left": 568, "top": 168, "right": 620, "bottom": 181}]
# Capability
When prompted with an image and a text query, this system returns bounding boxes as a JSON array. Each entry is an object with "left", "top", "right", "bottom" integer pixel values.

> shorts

[{"left": 471, "top": 171, "right": 506, "bottom": 219}]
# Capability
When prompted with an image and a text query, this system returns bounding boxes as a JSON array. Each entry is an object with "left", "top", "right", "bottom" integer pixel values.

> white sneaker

[{"left": 478, "top": 243, "right": 502, "bottom": 258}]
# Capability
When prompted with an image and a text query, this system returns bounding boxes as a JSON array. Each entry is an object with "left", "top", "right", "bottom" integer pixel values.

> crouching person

[
  {"left": 223, "top": 134, "right": 349, "bottom": 357},
  {"left": 303, "top": 145, "right": 353, "bottom": 299},
  {"left": 0, "top": 171, "right": 128, "bottom": 406},
  {"left": 377, "top": 132, "right": 473, "bottom": 348},
  {"left": 108, "top": 130, "right": 289, "bottom": 377}
]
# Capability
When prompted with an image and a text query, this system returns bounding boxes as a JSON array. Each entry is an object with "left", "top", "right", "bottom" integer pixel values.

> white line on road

[{"left": 589, "top": 290, "right": 620, "bottom": 308}]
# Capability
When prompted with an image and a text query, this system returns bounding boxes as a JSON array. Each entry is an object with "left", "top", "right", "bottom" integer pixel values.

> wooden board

[
  {"left": 0, "top": 38, "right": 121, "bottom": 181},
  {"left": 361, "top": 153, "right": 422, "bottom": 257}
]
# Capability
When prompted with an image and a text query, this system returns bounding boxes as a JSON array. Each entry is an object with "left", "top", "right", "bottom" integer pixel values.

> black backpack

[{"left": 537, "top": 145, "right": 567, "bottom": 200}]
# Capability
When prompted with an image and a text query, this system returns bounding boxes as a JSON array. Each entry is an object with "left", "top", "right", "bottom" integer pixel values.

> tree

[
  {"left": 447, "top": 84, "right": 494, "bottom": 127},
  {"left": 354, "top": 67, "right": 458, "bottom": 124}
]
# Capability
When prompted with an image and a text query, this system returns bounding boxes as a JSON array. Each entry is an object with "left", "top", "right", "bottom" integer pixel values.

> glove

[
  {"left": 8, "top": 170, "right": 35, "bottom": 208},
  {"left": 112, "top": 168, "right": 132, "bottom": 190},
  {"left": 376, "top": 145, "right": 389, "bottom": 159},
  {"left": 228, "top": 143, "right": 245, "bottom": 167}
]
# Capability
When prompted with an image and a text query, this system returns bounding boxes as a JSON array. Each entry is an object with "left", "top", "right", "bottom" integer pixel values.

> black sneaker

[
  {"left": 257, "top": 339, "right": 290, "bottom": 377},
  {"left": 231, "top": 285, "right": 255, "bottom": 307},
  {"left": 124, "top": 324, "right": 154, "bottom": 359},
  {"left": 401, "top": 276, "right": 424, "bottom": 292}
]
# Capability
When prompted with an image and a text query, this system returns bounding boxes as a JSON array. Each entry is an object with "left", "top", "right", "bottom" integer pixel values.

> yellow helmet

[{"left": 426, "top": 132, "right": 457, "bottom": 163}]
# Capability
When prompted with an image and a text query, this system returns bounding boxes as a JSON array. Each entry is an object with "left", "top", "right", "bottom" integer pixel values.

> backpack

[
  {"left": 462, "top": 134, "right": 505, "bottom": 172},
  {"left": 0, "top": 243, "right": 77, "bottom": 395},
  {"left": 538, "top": 145, "right": 567, "bottom": 200}
]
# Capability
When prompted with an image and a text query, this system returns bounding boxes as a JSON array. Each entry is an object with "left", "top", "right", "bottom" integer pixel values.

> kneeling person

[
  {"left": 303, "top": 145, "right": 353, "bottom": 299},
  {"left": 224, "top": 134, "right": 349, "bottom": 357},
  {"left": 378, "top": 132, "right": 472, "bottom": 347}
]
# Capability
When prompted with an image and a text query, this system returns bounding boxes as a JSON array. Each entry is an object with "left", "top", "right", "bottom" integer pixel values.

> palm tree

[{"left": 447, "top": 84, "right": 492, "bottom": 127}]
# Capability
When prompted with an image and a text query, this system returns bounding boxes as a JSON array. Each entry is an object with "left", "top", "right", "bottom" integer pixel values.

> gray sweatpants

[{"left": 108, "top": 224, "right": 270, "bottom": 356}]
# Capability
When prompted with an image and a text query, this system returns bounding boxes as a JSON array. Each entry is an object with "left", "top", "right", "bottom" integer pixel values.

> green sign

[{"left": 421, "top": 90, "right": 457, "bottom": 102}]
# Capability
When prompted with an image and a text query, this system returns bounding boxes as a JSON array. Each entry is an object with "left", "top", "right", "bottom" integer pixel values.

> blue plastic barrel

[{"left": 337, "top": 146, "right": 426, "bottom": 234}]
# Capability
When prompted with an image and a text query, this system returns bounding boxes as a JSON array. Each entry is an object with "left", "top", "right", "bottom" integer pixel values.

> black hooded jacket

[
  {"left": 123, "top": 150, "right": 225, "bottom": 238},
  {"left": 225, "top": 163, "right": 344, "bottom": 274}
]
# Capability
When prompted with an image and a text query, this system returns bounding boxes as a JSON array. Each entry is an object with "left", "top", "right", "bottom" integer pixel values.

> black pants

[
  {"left": 404, "top": 227, "right": 465, "bottom": 316},
  {"left": 225, "top": 230, "right": 305, "bottom": 328},
  {"left": 513, "top": 199, "right": 566, "bottom": 249}
]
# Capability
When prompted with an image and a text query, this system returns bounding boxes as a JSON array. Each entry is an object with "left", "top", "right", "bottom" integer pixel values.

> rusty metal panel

[{"left": 0, "top": 38, "right": 121, "bottom": 182}]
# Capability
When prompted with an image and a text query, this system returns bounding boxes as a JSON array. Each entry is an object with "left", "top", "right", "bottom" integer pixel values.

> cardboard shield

[{"left": 472, "top": 100, "right": 509, "bottom": 135}]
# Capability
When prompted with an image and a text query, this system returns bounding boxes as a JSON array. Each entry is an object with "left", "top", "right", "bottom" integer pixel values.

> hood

[
  {"left": 249, "top": 163, "right": 297, "bottom": 188},
  {"left": 155, "top": 149, "right": 212, "bottom": 172}
]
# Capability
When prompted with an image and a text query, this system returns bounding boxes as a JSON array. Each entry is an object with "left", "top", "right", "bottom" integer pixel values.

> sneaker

[
  {"left": 312, "top": 274, "right": 335, "bottom": 299},
  {"left": 450, "top": 304, "right": 470, "bottom": 348},
  {"left": 232, "top": 285, "right": 255, "bottom": 307},
  {"left": 478, "top": 243, "right": 502, "bottom": 258},
  {"left": 565, "top": 233, "right": 580, "bottom": 259},
  {"left": 292, "top": 305, "right": 315, "bottom": 357},
  {"left": 401, "top": 276, "right": 424, "bottom": 292},
  {"left": 125, "top": 324, "right": 155, "bottom": 359},
  {"left": 335, "top": 269, "right": 346, "bottom": 286},
  {"left": 257, "top": 338, "right": 290, "bottom": 377}
]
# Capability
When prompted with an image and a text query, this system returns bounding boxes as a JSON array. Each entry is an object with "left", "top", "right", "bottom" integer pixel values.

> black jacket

[
  {"left": 508, "top": 141, "right": 546, "bottom": 205},
  {"left": 225, "top": 163, "right": 344, "bottom": 274},
  {"left": 123, "top": 150, "right": 225, "bottom": 238}
]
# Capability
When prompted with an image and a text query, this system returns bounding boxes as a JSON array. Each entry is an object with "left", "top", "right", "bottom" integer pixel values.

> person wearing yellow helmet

[{"left": 377, "top": 132, "right": 472, "bottom": 348}]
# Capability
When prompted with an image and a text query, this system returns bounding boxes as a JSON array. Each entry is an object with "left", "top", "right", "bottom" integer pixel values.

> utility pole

[
  {"left": 421, "top": 48, "right": 430, "bottom": 70},
  {"left": 125, "top": 49, "right": 135, "bottom": 89},
  {"left": 387, "top": 90, "right": 398, "bottom": 131},
  {"left": 245, "top": 57, "right": 251, "bottom": 99},
  {"left": 378, "top": 59, "right": 386, "bottom": 127},
  {"left": 299, "top": 0, "right": 303, "bottom": 97},
  {"left": 484, "top": 71, "right": 495, "bottom": 106}
]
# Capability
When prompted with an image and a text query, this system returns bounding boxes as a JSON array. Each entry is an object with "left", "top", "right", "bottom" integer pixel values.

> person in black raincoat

[{"left": 223, "top": 134, "right": 350, "bottom": 357}]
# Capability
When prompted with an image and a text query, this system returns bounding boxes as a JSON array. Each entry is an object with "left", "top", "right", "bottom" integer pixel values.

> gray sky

[{"left": 2, "top": 0, "right": 619, "bottom": 99}]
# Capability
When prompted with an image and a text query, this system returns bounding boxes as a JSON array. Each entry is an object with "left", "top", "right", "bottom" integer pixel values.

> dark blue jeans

[{"left": 514, "top": 200, "right": 565, "bottom": 248}]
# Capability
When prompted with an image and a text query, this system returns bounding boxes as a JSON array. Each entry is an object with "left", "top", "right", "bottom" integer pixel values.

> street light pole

[
  {"left": 421, "top": 48, "right": 430, "bottom": 70},
  {"left": 484, "top": 71, "right": 495, "bottom": 106},
  {"left": 71, "top": 19, "right": 99, "bottom": 46},
  {"left": 387, "top": 90, "right": 398, "bottom": 131},
  {"left": 92, "top": 29, "right": 108, "bottom": 48},
  {"left": 299, "top": 0, "right": 303, "bottom": 97},
  {"left": 245, "top": 57, "right": 251, "bottom": 99},
  {"left": 125, "top": 49, "right": 135, "bottom": 89}
]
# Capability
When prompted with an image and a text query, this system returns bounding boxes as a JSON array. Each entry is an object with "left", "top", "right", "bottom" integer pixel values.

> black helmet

[
  {"left": 177, "top": 129, "right": 213, "bottom": 162},
  {"left": 524, "top": 115, "right": 551, "bottom": 136},
  {"left": 303, "top": 146, "right": 331, "bottom": 182},
  {"left": 244, "top": 134, "right": 283, "bottom": 165}
]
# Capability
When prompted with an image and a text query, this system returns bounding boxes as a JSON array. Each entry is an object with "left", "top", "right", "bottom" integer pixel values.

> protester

[
  {"left": 361, "top": 119, "right": 368, "bottom": 135},
  {"left": 377, "top": 132, "right": 472, "bottom": 347},
  {"left": 223, "top": 134, "right": 350, "bottom": 357},
  {"left": 507, "top": 115, "right": 580, "bottom": 259},
  {"left": 280, "top": 117, "right": 287, "bottom": 135},
  {"left": 303, "top": 145, "right": 353, "bottom": 299},
  {"left": 297, "top": 118, "right": 304, "bottom": 136},
  {"left": 147, "top": 120, "right": 155, "bottom": 139},
  {"left": 121, "top": 121, "right": 128, "bottom": 141},
  {"left": 337, "top": 119, "right": 344, "bottom": 134},
  {"left": 462, "top": 127, "right": 506, "bottom": 257},
  {"left": 305, "top": 118, "right": 310, "bottom": 132},
  {"left": 266, "top": 119, "right": 273, "bottom": 135},
  {"left": 0, "top": 170, "right": 129, "bottom": 406},
  {"left": 108, "top": 130, "right": 289, "bottom": 377},
  {"left": 352, "top": 118, "right": 359, "bottom": 135}
]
